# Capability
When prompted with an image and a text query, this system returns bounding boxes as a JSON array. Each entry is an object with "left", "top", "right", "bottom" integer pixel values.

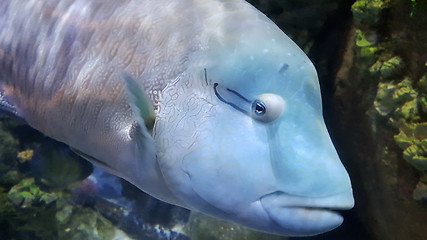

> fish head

[{"left": 154, "top": 5, "right": 354, "bottom": 237}]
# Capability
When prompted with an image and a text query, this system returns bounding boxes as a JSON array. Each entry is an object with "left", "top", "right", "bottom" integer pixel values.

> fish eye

[
  {"left": 252, "top": 100, "right": 266, "bottom": 116},
  {"left": 213, "top": 83, "right": 285, "bottom": 122},
  {"left": 251, "top": 94, "right": 286, "bottom": 122}
]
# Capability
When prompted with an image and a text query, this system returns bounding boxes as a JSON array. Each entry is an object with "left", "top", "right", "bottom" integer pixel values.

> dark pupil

[{"left": 253, "top": 101, "right": 266, "bottom": 116}]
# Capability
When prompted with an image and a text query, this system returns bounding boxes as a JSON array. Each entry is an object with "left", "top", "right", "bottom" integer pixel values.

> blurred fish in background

[{"left": 30, "top": 138, "right": 93, "bottom": 190}]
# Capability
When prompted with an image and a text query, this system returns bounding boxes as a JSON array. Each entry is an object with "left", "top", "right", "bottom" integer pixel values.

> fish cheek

[{"left": 182, "top": 117, "right": 275, "bottom": 213}]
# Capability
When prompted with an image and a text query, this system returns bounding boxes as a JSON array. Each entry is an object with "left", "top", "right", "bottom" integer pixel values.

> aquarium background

[{"left": 0, "top": 0, "right": 426, "bottom": 239}]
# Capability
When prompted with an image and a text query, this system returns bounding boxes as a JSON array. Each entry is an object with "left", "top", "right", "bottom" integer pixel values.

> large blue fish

[{"left": 0, "top": 0, "right": 354, "bottom": 236}]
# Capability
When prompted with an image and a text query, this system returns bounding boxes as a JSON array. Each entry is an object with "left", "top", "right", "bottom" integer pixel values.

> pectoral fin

[
  {"left": 122, "top": 73, "right": 155, "bottom": 133},
  {"left": 122, "top": 73, "right": 156, "bottom": 159},
  {"left": 122, "top": 74, "right": 181, "bottom": 205}
]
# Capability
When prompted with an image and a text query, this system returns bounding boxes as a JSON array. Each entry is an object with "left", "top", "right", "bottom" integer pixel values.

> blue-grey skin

[{"left": 0, "top": 0, "right": 354, "bottom": 236}]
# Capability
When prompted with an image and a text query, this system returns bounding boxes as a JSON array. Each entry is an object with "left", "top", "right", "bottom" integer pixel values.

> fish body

[{"left": 0, "top": 0, "right": 354, "bottom": 236}]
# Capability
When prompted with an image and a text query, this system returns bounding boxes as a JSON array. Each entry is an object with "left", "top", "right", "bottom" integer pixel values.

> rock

[
  {"left": 351, "top": 0, "right": 386, "bottom": 24},
  {"left": 7, "top": 178, "right": 57, "bottom": 208},
  {"left": 186, "top": 212, "right": 285, "bottom": 240}
]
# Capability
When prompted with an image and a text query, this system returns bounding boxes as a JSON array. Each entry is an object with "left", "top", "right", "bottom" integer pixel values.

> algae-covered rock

[
  {"left": 352, "top": 0, "right": 386, "bottom": 25},
  {"left": 187, "top": 212, "right": 285, "bottom": 240},
  {"left": 0, "top": 170, "right": 21, "bottom": 187},
  {"left": 402, "top": 143, "right": 427, "bottom": 171},
  {"left": 373, "top": 78, "right": 419, "bottom": 122},
  {"left": 413, "top": 180, "right": 427, "bottom": 201},
  {"left": 7, "top": 178, "right": 57, "bottom": 208},
  {"left": 17, "top": 149, "right": 34, "bottom": 163},
  {"left": 333, "top": 0, "right": 427, "bottom": 237},
  {"left": 3, "top": 177, "right": 131, "bottom": 240},
  {"left": 355, "top": 29, "right": 379, "bottom": 58},
  {"left": 393, "top": 79, "right": 418, "bottom": 104},
  {"left": 419, "top": 96, "right": 427, "bottom": 114},
  {"left": 393, "top": 122, "right": 427, "bottom": 201},
  {"left": 355, "top": 29, "right": 376, "bottom": 47},
  {"left": 59, "top": 207, "right": 115, "bottom": 240},
  {"left": 56, "top": 198, "right": 74, "bottom": 224},
  {"left": 394, "top": 99, "right": 419, "bottom": 121},
  {"left": 58, "top": 205, "right": 132, "bottom": 240},
  {"left": 1, "top": 178, "right": 59, "bottom": 239},
  {"left": 394, "top": 123, "right": 427, "bottom": 167},
  {"left": 369, "top": 56, "right": 403, "bottom": 78},
  {"left": 418, "top": 74, "right": 427, "bottom": 93},
  {"left": 0, "top": 121, "right": 19, "bottom": 172},
  {"left": 374, "top": 82, "right": 398, "bottom": 117},
  {"left": 409, "top": 0, "right": 427, "bottom": 17}
]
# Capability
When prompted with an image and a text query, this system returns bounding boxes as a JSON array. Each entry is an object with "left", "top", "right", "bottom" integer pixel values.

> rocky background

[
  {"left": 246, "top": 0, "right": 427, "bottom": 239},
  {"left": 0, "top": 0, "right": 426, "bottom": 240}
]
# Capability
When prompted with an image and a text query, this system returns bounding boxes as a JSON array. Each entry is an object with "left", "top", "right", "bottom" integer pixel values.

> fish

[
  {"left": 0, "top": 0, "right": 354, "bottom": 236},
  {"left": 31, "top": 138, "right": 93, "bottom": 189}
]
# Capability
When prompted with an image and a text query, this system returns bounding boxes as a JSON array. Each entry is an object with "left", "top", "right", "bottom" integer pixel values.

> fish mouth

[{"left": 260, "top": 191, "right": 354, "bottom": 236}]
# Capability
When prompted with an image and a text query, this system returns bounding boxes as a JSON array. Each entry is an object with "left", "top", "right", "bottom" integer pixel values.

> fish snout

[{"left": 260, "top": 190, "right": 354, "bottom": 236}]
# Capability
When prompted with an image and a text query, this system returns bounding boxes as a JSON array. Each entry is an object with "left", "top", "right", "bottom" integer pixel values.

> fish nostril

[{"left": 278, "top": 63, "right": 289, "bottom": 74}]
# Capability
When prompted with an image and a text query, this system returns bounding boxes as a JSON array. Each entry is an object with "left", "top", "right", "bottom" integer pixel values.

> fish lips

[{"left": 259, "top": 190, "right": 354, "bottom": 236}]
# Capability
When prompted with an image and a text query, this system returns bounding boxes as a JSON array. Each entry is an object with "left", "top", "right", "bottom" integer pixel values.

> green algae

[
  {"left": 1, "top": 178, "right": 58, "bottom": 239},
  {"left": 374, "top": 77, "right": 426, "bottom": 186},
  {"left": 374, "top": 82, "right": 398, "bottom": 117},
  {"left": 369, "top": 56, "right": 403, "bottom": 78},
  {"left": 7, "top": 178, "right": 58, "bottom": 208},
  {"left": 0, "top": 115, "right": 129, "bottom": 239},
  {"left": 394, "top": 123, "right": 427, "bottom": 170},
  {"left": 187, "top": 212, "right": 285, "bottom": 240},
  {"left": 2, "top": 176, "right": 123, "bottom": 240},
  {"left": 413, "top": 174, "right": 427, "bottom": 200},
  {"left": 394, "top": 122, "right": 427, "bottom": 200},
  {"left": 58, "top": 205, "right": 116, "bottom": 240},
  {"left": 0, "top": 121, "right": 19, "bottom": 173},
  {"left": 355, "top": 29, "right": 376, "bottom": 47},
  {"left": 418, "top": 74, "right": 427, "bottom": 93},
  {"left": 420, "top": 96, "right": 427, "bottom": 114},
  {"left": 410, "top": 0, "right": 427, "bottom": 18},
  {"left": 394, "top": 99, "right": 419, "bottom": 121},
  {"left": 355, "top": 29, "right": 379, "bottom": 58},
  {"left": 0, "top": 170, "right": 21, "bottom": 187},
  {"left": 413, "top": 180, "right": 427, "bottom": 200},
  {"left": 373, "top": 78, "right": 418, "bottom": 120},
  {"left": 353, "top": 0, "right": 427, "bottom": 201},
  {"left": 352, "top": 0, "right": 386, "bottom": 25}
]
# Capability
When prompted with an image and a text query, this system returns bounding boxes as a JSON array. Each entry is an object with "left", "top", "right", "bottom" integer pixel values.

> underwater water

[{"left": 0, "top": 0, "right": 426, "bottom": 239}]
